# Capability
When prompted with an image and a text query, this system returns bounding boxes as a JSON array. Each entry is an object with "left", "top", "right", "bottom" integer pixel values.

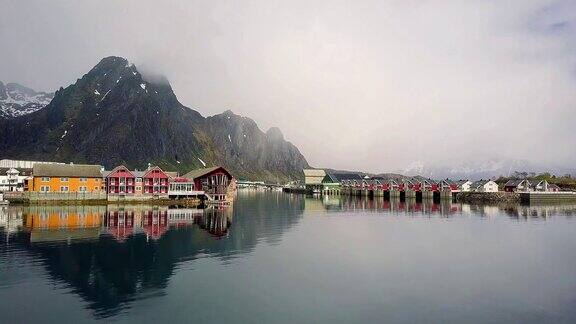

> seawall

[{"left": 456, "top": 192, "right": 520, "bottom": 204}]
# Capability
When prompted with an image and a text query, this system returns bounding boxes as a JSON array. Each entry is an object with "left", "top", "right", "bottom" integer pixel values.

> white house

[
  {"left": 0, "top": 168, "right": 32, "bottom": 192},
  {"left": 456, "top": 180, "right": 473, "bottom": 192},
  {"left": 470, "top": 180, "right": 499, "bottom": 192}
]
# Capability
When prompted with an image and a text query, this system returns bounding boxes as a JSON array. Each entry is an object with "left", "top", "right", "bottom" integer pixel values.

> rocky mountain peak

[
  {"left": 266, "top": 127, "right": 284, "bottom": 141},
  {"left": 0, "top": 56, "right": 309, "bottom": 182}
]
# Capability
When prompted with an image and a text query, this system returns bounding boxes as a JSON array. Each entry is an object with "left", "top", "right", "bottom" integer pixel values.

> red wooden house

[
  {"left": 105, "top": 165, "right": 136, "bottom": 194},
  {"left": 183, "top": 166, "right": 233, "bottom": 201},
  {"left": 141, "top": 166, "right": 169, "bottom": 195},
  {"left": 105, "top": 165, "right": 170, "bottom": 197}
]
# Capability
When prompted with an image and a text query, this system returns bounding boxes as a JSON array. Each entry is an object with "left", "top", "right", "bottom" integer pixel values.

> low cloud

[{"left": 1, "top": 0, "right": 575, "bottom": 174}]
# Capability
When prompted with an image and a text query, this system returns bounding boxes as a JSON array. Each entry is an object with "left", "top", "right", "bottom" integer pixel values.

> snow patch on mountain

[{"left": 0, "top": 81, "right": 53, "bottom": 118}]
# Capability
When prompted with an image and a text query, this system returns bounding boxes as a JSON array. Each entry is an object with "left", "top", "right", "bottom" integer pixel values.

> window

[
  {"left": 80, "top": 177, "right": 87, "bottom": 182},
  {"left": 41, "top": 177, "right": 50, "bottom": 182},
  {"left": 79, "top": 186, "right": 87, "bottom": 192},
  {"left": 60, "top": 186, "right": 69, "bottom": 192},
  {"left": 40, "top": 186, "right": 50, "bottom": 192},
  {"left": 136, "top": 178, "right": 142, "bottom": 182},
  {"left": 60, "top": 177, "right": 69, "bottom": 182},
  {"left": 136, "top": 186, "right": 141, "bottom": 191}
]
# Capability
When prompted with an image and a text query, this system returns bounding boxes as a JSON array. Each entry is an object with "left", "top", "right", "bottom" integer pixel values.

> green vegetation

[{"left": 495, "top": 172, "right": 576, "bottom": 191}]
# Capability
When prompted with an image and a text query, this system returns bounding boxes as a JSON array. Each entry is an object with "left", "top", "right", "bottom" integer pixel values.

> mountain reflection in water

[{"left": 1, "top": 192, "right": 576, "bottom": 322}]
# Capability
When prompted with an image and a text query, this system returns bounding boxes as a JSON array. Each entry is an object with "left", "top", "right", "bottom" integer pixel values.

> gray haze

[{"left": 1, "top": 0, "right": 575, "bottom": 176}]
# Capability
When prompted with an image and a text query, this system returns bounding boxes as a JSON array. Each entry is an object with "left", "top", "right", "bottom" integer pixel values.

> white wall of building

[{"left": 477, "top": 181, "right": 498, "bottom": 192}]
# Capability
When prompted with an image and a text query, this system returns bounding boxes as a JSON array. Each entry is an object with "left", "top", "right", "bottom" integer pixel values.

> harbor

[
  {"left": 297, "top": 169, "right": 576, "bottom": 204},
  {"left": 1, "top": 159, "right": 236, "bottom": 205},
  {"left": 2, "top": 191, "right": 576, "bottom": 323}
]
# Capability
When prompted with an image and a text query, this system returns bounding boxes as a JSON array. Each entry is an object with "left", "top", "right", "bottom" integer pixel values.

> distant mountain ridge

[
  {"left": 398, "top": 158, "right": 576, "bottom": 181},
  {"left": 0, "top": 56, "right": 309, "bottom": 182},
  {"left": 0, "top": 81, "right": 53, "bottom": 118}
]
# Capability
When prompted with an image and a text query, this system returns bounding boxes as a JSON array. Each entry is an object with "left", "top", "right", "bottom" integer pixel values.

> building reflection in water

[
  {"left": 23, "top": 205, "right": 105, "bottom": 243},
  {"left": 1, "top": 193, "right": 576, "bottom": 319},
  {"left": 306, "top": 195, "right": 576, "bottom": 220},
  {"left": 104, "top": 205, "right": 232, "bottom": 242}
]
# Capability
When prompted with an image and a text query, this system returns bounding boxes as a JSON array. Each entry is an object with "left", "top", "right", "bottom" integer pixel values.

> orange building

[{"left": 28, "top": 163, "right": 103, "bottom": 193}]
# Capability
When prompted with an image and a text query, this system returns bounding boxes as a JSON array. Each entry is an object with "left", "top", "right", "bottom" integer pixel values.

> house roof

[
  {"left": 0, "top": 167, "right": 33, "bottom": 176},
  {"left": 504, "top": 179, "right": 530, "bottom": 187},
  {"left": 303, "top": 169, "right": 326, "bottom": 177},
  {"left": 142, "top": 166, "right": 168, "bottom": 178},
  {"left": 165, "top": 171, "right": 179, "bottom": 179},
  {"left": 183, "top": 166, "right": 231, "bottom": 180},
  {"left": 322, "top": 173, "right": 339, "bottom": 183},
  {"left": 455, "top": 180, "right": 471, "bottom": 186},
  {"left": 104, "top": 165, "right": 135, "bottom": 178},
  {"left": 471, "top": 180, "right": 493, "bottom": 188},
  {"left": 441, "top": 179, "right": 458, "bottom": 186},
  {"left": 330, "top": 173, "right": 363, "bottom": 181},
  {"left": 33, "top": 164, "right": 103, "bottom": 178}
]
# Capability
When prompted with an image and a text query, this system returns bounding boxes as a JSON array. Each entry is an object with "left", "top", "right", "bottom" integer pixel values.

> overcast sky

[{"left": 1, "top": 0, "right": 575, "bottom": 174}]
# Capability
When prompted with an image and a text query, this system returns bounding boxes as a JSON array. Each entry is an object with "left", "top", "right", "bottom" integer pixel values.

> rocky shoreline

[{"left": 455, "top": 192, "right": 520, "bottom": 204}]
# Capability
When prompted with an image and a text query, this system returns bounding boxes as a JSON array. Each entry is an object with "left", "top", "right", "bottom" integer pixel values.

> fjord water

[{"left": 1, "top": 192, "right": 576, "bottom": 323}]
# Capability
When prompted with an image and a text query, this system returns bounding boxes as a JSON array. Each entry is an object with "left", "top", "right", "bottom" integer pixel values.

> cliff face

[
  {"left": 204, "top": 110, "right": 309, "bottom": 181},
  {"left": 0, "top": 56, "right": 309, "bottom": 182}
]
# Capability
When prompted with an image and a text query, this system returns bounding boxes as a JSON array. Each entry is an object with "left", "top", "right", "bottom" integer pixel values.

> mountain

[
  {"left": 0, "top": 81, "right": 54, "bottom": 118},
  {"left": 0, "top": 56, "right": 308, "bottom": 182},
  {"left": 397, "top": 158, "right": 574, "bottom": 181},
  {"left": 204, "top": 111, "right": 309, "bottom": 181}
]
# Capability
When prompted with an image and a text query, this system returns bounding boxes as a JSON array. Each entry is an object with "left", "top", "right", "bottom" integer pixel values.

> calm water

[{"left": 1, "top": 192, "right": 576, "bottom": 323}]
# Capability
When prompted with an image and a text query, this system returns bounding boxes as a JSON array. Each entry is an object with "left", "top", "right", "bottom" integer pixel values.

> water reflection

[
  {"left": 1, "top": 193, "right": 576, "bottom": 321},
  {"left": 305, "top": 195, "right": 576, "bottom": 220},
  {"left": 0, "top": 192, "right": 305, "bottom": 319}
]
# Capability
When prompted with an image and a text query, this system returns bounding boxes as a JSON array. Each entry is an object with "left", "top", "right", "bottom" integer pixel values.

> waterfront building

[
  {"left": 409, "top": 178, "right": 434, "bottom": 192},
  {"left": 532, "top": 180, "right": 561, "bottom": 192},
  {"left": 533, "top": 180, "right": 549, "bottom": 192},
  {"left": 470, "top": 180, "right": 499, "bottom": 192},
  {"left": 455, "top": 180, "right": 473, "bottom": 192},
  {"left": 105, "top": 165, "right": 170, "bottom": 198},
  {"left": 0, "top": 159, "right": 62, "bottom": 192},
  {"left": 104, "top": 165, "right": 136, "bottom": 195},
  {"left": 504, "top": 179, "right": 532, "bottom": 192},
  {"left": 168, "top": 176, "right": 203, "bottom": 198},
  {"left": 303, "top": 169, "right": 326, "bottom": 193},
  {"left": 141, "top": 166, "right": 169, "bottom": 195},
  {"left": 0, "top": 159, "right": 64, "bottom": 169},
  {"left": 28, "top": 163, "right": 103, "bottom": 193},
  {"left": 183, "top": 166, "right": 234, "bottom": 201},
  {"left": 0, "top": 167, "right": 32, "bottom": 192},
  {"left": 440, "top": 179, "right": 460, "bottom": 191},
  {"left": 321, "top": 173, "right": 341, "bottom": 195}
]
